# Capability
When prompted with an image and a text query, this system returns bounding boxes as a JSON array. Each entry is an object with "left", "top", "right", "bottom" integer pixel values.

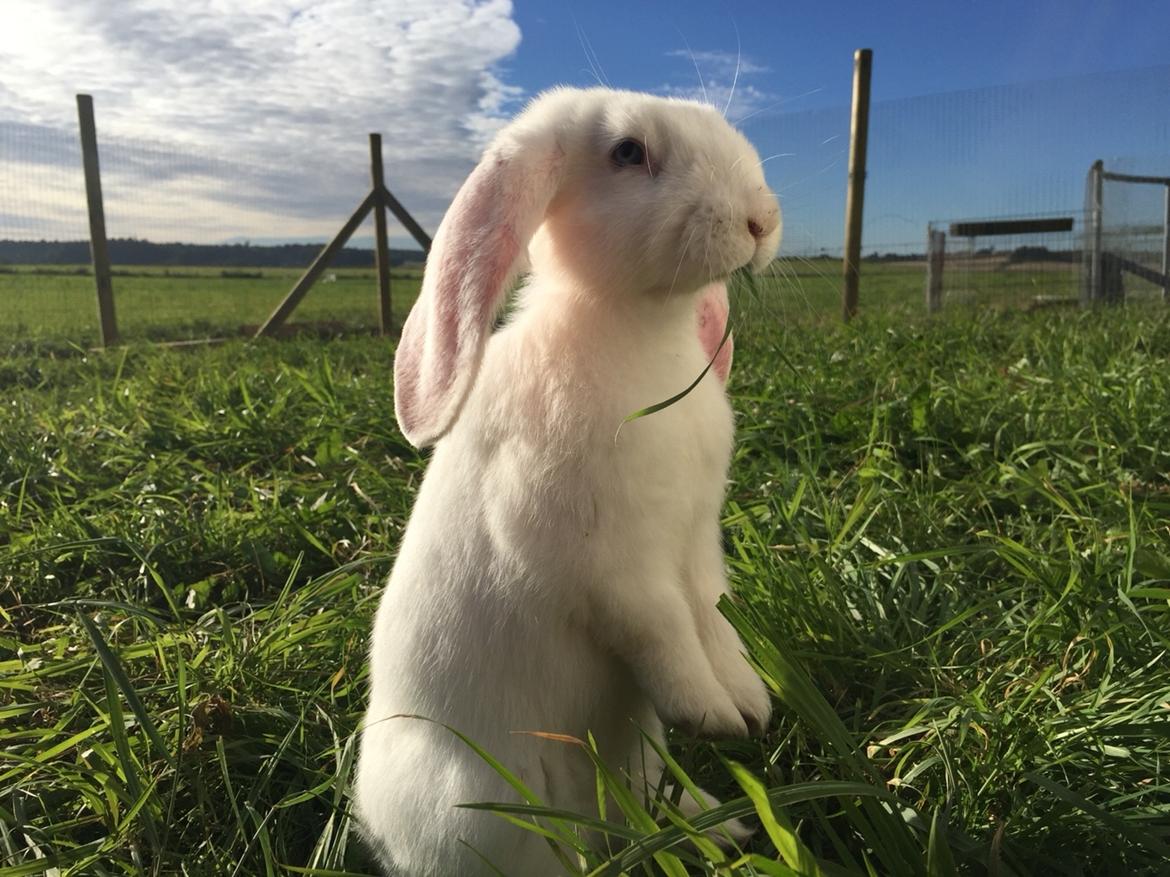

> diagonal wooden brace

[{"left": 254, "top": 190, "right": 377, "bottom": 338}]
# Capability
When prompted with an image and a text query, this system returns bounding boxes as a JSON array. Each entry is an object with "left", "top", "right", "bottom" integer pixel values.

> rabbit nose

[
  {"left": 747, "top": 207, "right": 779, "bottom": 240},
  {"left": 747, "top": 217, "right": 774, "bottom": 240}
]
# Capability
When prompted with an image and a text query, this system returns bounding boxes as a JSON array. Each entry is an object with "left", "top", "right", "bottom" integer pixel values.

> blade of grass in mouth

[{"left": 615, "top": 316, "right": 732, "bottom": 441}]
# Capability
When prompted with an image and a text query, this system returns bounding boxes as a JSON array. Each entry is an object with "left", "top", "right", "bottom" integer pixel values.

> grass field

[
  {"left": 4, "top": 255, "right": 1143, "bottom": 350},
  {"left": 2, "top": 268, "right": 1170, "bottom": 874},
  {"left": 0, "top": 264, "right": 426, "bottom": 346},
  {"left": 0, "top": 258, "right": 929, "bottom": 346}
]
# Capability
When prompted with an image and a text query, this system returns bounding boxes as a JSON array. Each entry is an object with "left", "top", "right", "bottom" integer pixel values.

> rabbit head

[{"left": 394, "top": 87, "right": 780, "bottom": 448}]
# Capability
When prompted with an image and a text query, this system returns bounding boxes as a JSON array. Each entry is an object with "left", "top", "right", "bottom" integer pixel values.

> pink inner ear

[
  {"left": 695, "top": 282, "right": 733, "bottom": 384},
  {"left": 393, "top": 161, "right": 520, "bottom": 446},
  {"left": 394, "top": 147, "right": 562, "bottom": 449}
]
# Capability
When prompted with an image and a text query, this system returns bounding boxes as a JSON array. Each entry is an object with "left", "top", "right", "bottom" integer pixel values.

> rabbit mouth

[
  {"left": 748, "top": 246, "right": 775, "bottom": 274},
  {"left": 706, "top": 245, "right": 763, "bottom": 283},
  {"left": 707, "top": 245, "right": 774, "bottom": 284},
  {"left": 691, "top": 208, "right": 780, "bottom": 283}
]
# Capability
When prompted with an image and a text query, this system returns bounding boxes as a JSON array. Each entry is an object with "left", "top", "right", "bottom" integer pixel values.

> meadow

[
  {"left": 0, "top": 264, "right": 426, "bottom": 346},
  {"left": 2, "top": 265, "right": 1169, "bottom": 875},
  {"left": 0, "top": 253, "right": 1118, "bottom": 349}
]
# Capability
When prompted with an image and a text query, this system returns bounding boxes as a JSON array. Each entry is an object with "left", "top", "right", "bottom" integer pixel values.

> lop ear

[
  {"left": 695, "top": 281, "right": 734, "bottom": 383},
  {"left": 393, "top": 139, "right": 565, "bottom": 447}
]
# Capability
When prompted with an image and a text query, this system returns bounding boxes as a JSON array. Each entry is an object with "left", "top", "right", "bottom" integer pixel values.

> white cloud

[
  {"left": 0, "top": 0, "right": 523, "bottom": 245},
  {"left": 660, "top": 48, "right": 777, "bottom": 122},
  {"left": 664, "top": 49, "right": 770, "bottom": 78}
]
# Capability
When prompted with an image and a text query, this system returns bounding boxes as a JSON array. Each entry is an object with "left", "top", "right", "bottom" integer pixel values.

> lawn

[
  {"left": 2, "top": 256, "right": 1092, "bottom": 347},
  {"left": 0, "top": 264, "right": 425, "bottom": 346},
  {"left": 1, "top": 269, "right": 1169, "bottom": 874}
]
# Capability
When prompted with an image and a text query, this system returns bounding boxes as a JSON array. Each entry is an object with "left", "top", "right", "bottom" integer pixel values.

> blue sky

[
  {"left": 1, "top": 1, "right": 1167, "bottom": 253},
  {"left": 507, "top": 1, "right": 1170, "bottom": 252},
  {"left": 511, "top": 1, "right": 1170, "bottom": 107}
]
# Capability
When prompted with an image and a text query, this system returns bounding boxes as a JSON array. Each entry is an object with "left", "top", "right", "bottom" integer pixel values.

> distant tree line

[
  {"left": 1004, "top": 245, "right": 1078, "bottom": 264},
  {"left": 1, "top": 239, "right": 1078, "bottom": 269},
  {"left": 0, "top": 238, "right": 425, "bottom": 268}
]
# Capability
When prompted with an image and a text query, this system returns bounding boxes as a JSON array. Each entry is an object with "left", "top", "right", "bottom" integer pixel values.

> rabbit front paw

[
  {"left": 707, "top": 637, "right": 772, "bottom": 736},
  {"left": 654, "top": 680, "right": 750, "bottom": 738},
  {"left": 723, "top": 659, "right": 772, "bottom": 736}
]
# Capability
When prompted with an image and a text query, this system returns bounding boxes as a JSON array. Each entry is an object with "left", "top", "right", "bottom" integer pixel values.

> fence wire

[
  {"left": 2, "top": 63, "right": 1169, "bottom": 344},
  {"left": 0, "top": 122, "right": 95, "bottom": 341},
  {"left": 747, "top": 63, "right": 1169, "bottom": 315},
  {"left": 1098, "top": 161, "right": 1169, "bottom": 302},
  {"left": 1, "top": 123, "right": 424, "bottom": 345}
]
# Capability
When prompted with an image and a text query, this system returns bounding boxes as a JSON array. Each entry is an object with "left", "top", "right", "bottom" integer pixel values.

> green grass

[
  {"left": 2, "top": 271, "right": 1169, "bottom": 874},
  {"left": 0, "top": 264, "right": 424, "bottom": 346},
  {"left": 0, "top": 255, "right": 1122, "bottom": 349}
]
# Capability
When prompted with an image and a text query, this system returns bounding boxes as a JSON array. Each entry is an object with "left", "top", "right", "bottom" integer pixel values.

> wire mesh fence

[
  {"left": 0, "top": 121, "right": 93, "bottom": 341},
  {"left": 0, "top": 118, "right": 425, "bottom": 346},
  {"left": 1085, "top": 159, "right": 1170, "bottom": 304},
  {"left": 744, "top": 62, "right": 1169, "bottom": 317},
  {"left": 923, "top": 214, "right": 1084, "bottom": 311},
  {"left": 2, "top": 63, "right": 1169, "bottom": 346}
]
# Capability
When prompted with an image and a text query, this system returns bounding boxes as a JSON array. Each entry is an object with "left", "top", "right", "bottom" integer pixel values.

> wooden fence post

[
  {"left": 842, "top": 48, "right": 872, "bottom": 322},
  {"left": 925, "top": 228, "right": 945, "bottom": 313},
  {"left": 369, "top": 133, "right": 393, "bottom": 335},
  {"left": 76, "top": 94, "right": 118, "bottom": 347},
  {"left": 1087, "top": 159, "right": 1104, "bottom": 303},
  {"left": 253, "top": 134, "right": 432, "bottom": 339},
  {"left": 1162, "top": 182, "right": 1169, "bottom": 302}
]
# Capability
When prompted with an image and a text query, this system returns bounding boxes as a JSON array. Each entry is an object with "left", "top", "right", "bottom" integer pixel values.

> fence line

[
  {"left": 77, "top": 96, "right": 432, "bottom": 347},
  {"left": 1085, "top": 160, "right": 1170, "bottom": 303},
  {"left": 925, "top": 210, "right": 1086, "bottom": 312},
  {"left": 0, "top": 107, "right": 440, "bottom": 346},
  {"left": 3, "top": 62, "right": 1170, "bottom": 346}
]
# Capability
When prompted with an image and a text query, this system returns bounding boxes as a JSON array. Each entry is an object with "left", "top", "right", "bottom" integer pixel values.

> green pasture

[
  {"left": 0, "top": 264, "right": 426, "bottom": 345},
  {"left": 1, "top": 255, "right": 1125, "bottom": 349},
  {"left": 1, "top": 271, "right": 1168, "bottom": 874}
]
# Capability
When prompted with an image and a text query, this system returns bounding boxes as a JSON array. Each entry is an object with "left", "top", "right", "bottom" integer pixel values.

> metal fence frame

[
  {"left": 924, "top": 214, "right": 1081, "bottom": 312},
  {"left": 1084, "top": 159, "right": 1170, "bottom": 304}
]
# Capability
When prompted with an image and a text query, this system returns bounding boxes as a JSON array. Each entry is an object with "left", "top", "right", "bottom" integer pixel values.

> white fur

[{"left": 356, "top": 87, "right": 781, "bottom": 876}]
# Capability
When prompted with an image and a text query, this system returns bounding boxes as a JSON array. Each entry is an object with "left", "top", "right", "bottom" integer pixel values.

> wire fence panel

[
  {"left": 1, "top": 123, "right": 425, "bottom": 346},
  {"left": 2, "top": 63, "right": 1169, "bottom": 345},
  {"left": 93, "top": 132, "right": 413, "bottom": 342},
  {"left": 1098, "top": 163, "right": 1170, "bottom": 302},
  {"left": 746, "top": 63, "right": 1169, "bottom": 317},
  {"left": 0, "top": 122, "right": 97, "bottom": 342},
  {"left": 927, "top": 213, "right": 1083, "bottom": 310}
]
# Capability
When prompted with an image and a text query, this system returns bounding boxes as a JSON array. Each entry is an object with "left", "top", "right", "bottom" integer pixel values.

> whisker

[
  {"left": 676, "top": 29, "right": 709, "bottom": 106},
  {"left": 722, "top": 22, "right": 742, "bottom": 118},
  {"left": 641, "top": 202, "right": 688, "bottom": 258},
  {"left": 702, "top": 220, "right": 714, "bottom": 282},
  {"left": 777, "top": 150, "right": 847, "bottom": 193},
  {"left": 572, "top": 15, "right": 608, "bottom": 87},
  {"left": 732, "top": 86, "right": 826, "bottom": 126},
  {"left": 667, "top": 225, "right": 700, "bottom": 301},
  {"left": 626, "top": 201, "right": 688, "bottom": 281}
]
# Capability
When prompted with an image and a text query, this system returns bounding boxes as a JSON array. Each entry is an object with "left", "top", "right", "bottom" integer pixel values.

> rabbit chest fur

[{"left": 359, "top": 293, "right": 737, "bottom": 874}]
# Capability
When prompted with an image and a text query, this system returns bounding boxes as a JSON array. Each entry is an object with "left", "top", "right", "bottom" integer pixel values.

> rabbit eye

[{"left": 611, "top": 139, "right": 646, "bottom": 168}]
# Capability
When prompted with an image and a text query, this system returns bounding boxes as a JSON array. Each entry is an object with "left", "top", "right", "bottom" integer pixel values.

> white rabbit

[{"left": 356, "top": 86, "right": 781, "bottom": 876}]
